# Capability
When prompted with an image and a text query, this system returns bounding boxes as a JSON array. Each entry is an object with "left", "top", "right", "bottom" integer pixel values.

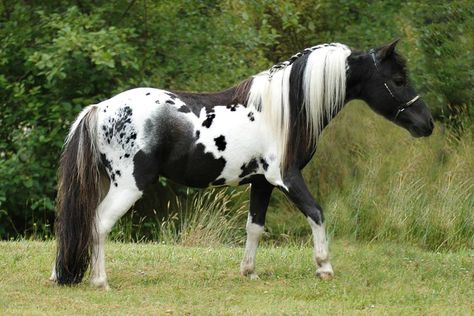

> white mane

[{"left": 247, "top": 43, "right": 351, "bottom": 169}]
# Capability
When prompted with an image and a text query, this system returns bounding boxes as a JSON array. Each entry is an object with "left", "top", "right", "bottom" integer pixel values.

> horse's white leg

[
  {"left": 240, "top": 180, "right": 273, "bottom": 280},
  {"left": 90, "top": 186, "right": 142, "bottom": 289},
  {"left": 307, "top": 218, "right": 333, "bottom": 279},
  {"left": 240, "top": 214, "right": 264, "bottom": 280},
  {"left": 283, "top": 170, "right": 334, "bottom": 280},
  {"left": 49, "top": 262, "right": 57, "bottom": 282}
]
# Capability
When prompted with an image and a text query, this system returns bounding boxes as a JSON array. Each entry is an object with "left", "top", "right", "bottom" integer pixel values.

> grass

[{"left": 1, "top": 240, "right": 472, "bottom": 315}]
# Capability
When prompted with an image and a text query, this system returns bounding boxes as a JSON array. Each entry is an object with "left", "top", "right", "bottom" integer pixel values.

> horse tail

[{"left": 55, "top": 105, "right": 102, "bottom": 285}]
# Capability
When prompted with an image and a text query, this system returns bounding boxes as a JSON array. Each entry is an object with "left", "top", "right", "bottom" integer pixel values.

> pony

[{"left": 50, "top": 39, "right": 433, "bottom": 289}]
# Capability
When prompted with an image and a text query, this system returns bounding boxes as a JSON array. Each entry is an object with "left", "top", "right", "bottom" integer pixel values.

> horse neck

[{"left": 287, "top": 58, "right": 365, "bottom": 170}]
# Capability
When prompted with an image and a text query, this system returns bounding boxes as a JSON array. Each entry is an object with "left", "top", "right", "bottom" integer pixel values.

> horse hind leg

[
  {"left": 90, "top": 184, "right": 142, "bottom": 289},
  {"left": 240, "top": 179, "right": 273, "bottom": 280}
]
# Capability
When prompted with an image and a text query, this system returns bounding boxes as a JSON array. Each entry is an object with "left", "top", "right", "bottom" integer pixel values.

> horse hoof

[
  {"left": 248, "top": 272, "right": 260, "bottom": 280},
  {"left": 316, "top": 270, "right": 334, "bottom": 280},
  {"left": 91, "top": 279, "right": 110, "bottom": 290},
  {"left": 240, "top": 267, "right": 259, "bottom": 280}
]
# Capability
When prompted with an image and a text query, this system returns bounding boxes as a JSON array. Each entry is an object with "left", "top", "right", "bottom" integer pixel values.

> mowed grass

[{"left": 0, "top": 241, "right": 472, "bottom": 315}]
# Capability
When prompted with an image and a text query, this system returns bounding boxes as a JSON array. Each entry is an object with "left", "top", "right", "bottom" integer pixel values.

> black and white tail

[{"left": 55, "top": 105, "right": 102, "bottom": 285}]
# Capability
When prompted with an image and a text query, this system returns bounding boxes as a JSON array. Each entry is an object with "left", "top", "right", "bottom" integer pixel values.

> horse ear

[{"left": 377, "top": 38, "right": 400, "bottom": 60}]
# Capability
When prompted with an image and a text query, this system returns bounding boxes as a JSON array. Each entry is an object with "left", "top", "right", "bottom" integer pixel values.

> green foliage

[{"left": 400, "top": 1, "right": 474, "bottom": 120}]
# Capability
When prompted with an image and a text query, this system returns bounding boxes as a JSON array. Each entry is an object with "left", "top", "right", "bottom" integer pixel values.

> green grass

[{"left": 1, "top": 240, "right": 472, "bottom": 315}]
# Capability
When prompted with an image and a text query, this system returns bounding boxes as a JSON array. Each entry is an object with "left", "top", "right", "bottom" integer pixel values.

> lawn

[{"left": 0, "top": 240, "right": 472, "bottom": 315}]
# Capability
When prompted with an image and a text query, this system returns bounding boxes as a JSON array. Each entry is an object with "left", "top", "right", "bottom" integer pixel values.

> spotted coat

[{"left": 96, "top": 88, "right": 284, "bottom": 191}]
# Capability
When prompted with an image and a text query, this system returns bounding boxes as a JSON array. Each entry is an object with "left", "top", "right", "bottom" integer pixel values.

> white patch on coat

[
  {"left": 90, "top": 185, "right": 142, "bottom": 289},
  {"left": 307, "top": 217, "right": 333, "bottom": 276},
  {"left": 240, "top": 214, "right": 264, "bottom": 279},
  {"left": 195, "top": 105, "right": 282, "bottom": 186}
]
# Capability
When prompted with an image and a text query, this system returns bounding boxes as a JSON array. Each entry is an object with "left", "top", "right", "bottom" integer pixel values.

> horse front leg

[
  {"left": 284, "top": 170, "right": 334, "bottom": 280},
  {"left": 240, "top": 178, "right": 273, "bottom": 280}
]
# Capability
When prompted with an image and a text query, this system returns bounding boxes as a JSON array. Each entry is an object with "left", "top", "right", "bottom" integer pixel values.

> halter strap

[{"left": 369, "top": 49, "right": 420, "bottom": 119}]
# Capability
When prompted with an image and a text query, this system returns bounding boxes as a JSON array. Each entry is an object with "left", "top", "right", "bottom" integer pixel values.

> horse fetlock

[
  {"left": 241, "top": 267, "right": 259, "bottom": 280},
  {"left": 240, "top": 259, "right": 255, "bottom": 277},
  {"left": 49, "top": 265, "right": 57, "bottom": 282},
  {"left": 315, "top": 254, "right": 330, "bottom": 267}
]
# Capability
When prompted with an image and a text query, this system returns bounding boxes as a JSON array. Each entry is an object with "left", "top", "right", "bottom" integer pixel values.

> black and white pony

[{"left": 51, "top": 40, "right": 433, "bottom": 288}]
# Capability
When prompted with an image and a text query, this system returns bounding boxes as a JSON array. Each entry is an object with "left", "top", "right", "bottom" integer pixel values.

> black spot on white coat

[
  {"left": 165, "top": 92, "right": 177, "bottom": 100},
  {"left": 212, "top": 178, "right": 226, "bottom": 186},
  {"left": 178, "top": 105, "right": 191, "bottom": 113},
  {"left": 226, "top": 104, "right": 238, "bottom": 111},
  {"left": 248, "top": 111, "right": 255, "bottom": 121},
  {"left": 202, "top": 109, "right": 216, "bottom": 128},
  {"left": 214, "top": 135, "right": 227, "bottom": 151},
  {"left": 260, "top": 158, "right": 269, "bottom": 171},
  {"left": 239, "top": 158, "right": 259, "bottom": 178}
]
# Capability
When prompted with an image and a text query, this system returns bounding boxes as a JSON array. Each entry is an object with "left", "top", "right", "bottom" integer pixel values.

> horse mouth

[{"left": 408, "top": 125, "right": 433, "bottom": 138}]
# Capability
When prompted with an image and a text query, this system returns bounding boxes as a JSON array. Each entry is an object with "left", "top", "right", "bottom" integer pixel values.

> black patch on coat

[
  {"left": 132, "top": 150, "right": 160, "bottom": 191},
  {"left": 238, "top": 177, "right": 253, "bottom": 185},
  {"left": 178, "top": 105, "right": 191, "bottom": 113},
  {"left": 100, "top": 153, "right": 118, "bottom": 186},
  {"left": 239, "top": 158, "right": 258, "bottom": 178},
  {"left": 134, "top": 106, "right": 227, "bottom": 189},
  {"left": 166, "top": 100, "right": 175, "bottom": 105},
  {"left": 202, "top": 109, "right": 216, "bottom": 128},
  {"left": 146, "top": 92, "right": 150, "bottom": 96},
  {"left": 103, "top": 106, "right": 134, "bottom": 147},
  {"left": 226, "top": 104, "right": 238, "bottom": 111},
  {"left": 212, "top": 178, "right": 226, "bottom": 186},
  {"left": 167, "top": 79, "right": 252, "bottom": 116},
  {"left": 100, "top": 153, "right": 112, "bottom": 173},
  {"left": 214, "top": 135, "right": 227, "bottom": 151},
  {"left": 114, "top": 106, "right": 133, "bottom": 134},
  {"left": 195, "top": 130, "right": 200, "bottom": 139},
  {"left": 248, "top": 111, "right": 255, "bottom": 121},
  {"left": 260, "top": 158, "right": 269, "bottom": 171},
  {"left": 165, "top": 92, "right": 177, "bottom": 100},
  {"left": 125, "top": 132, "right": 137, "bottom": 145}
]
